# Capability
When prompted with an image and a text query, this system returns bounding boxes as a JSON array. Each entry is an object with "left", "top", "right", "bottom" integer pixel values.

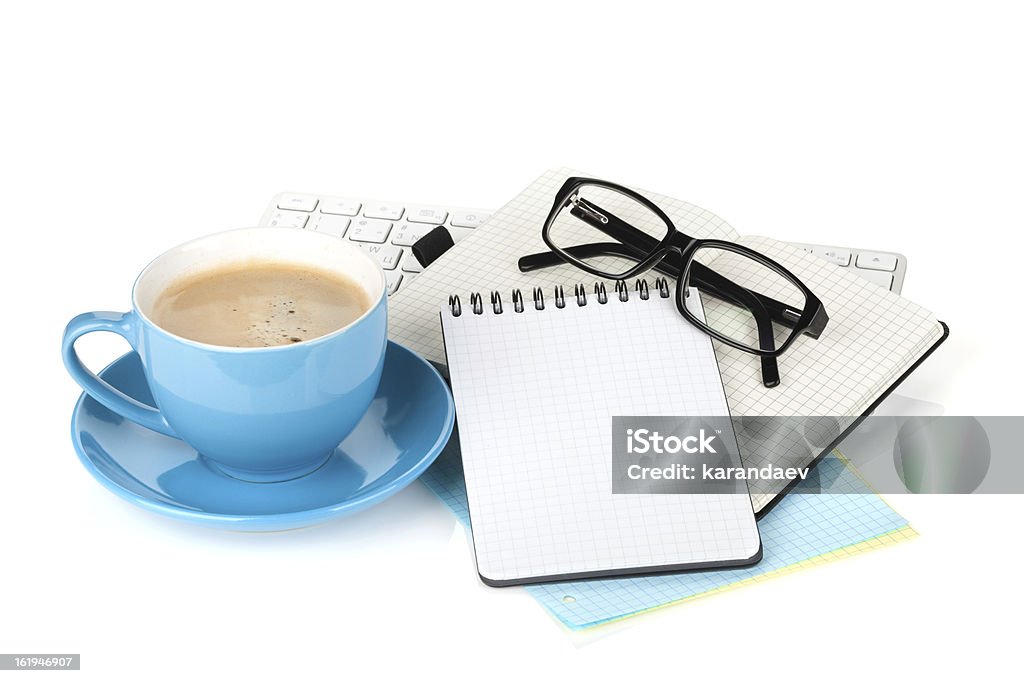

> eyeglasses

[{"left": 518, "top": 177, "right": 829, "bottom": 388}]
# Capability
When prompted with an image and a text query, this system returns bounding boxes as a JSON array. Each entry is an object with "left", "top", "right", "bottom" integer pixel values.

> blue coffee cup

[{"left": 62, "top": 228, "right": 388, "bottom": 482}]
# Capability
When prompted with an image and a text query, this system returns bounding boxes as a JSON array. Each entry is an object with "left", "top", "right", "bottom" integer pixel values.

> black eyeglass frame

[{"left": 536, "top": 177, "right": 829, "bottom": 359}]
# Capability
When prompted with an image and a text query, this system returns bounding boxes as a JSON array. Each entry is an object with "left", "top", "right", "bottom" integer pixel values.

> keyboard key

[
  {"left": 385, "top": 271, "right": 403, "bottom": 294},
  {"left": 364, "top": 203, "right": 405, "bottom": 220},
  {"left": 347, "top": 218, "right": 392, "bottom": 243},
  {"left": 402, "top": 257, "right": 423, "bottom": 273},
  {"left": 267, "top": 210, "right": 309, "bottom": 229},
  {"left": 391, "top": 222, "right": 433, "bottom": 247},
  {"left": 320, "top": 198, "right": 362, "bottom": 216},
  {"left": 856, "top": 252, "right": 898, "bottom": 271},
  {"left": 819, "top": 248, "right": 851, "bottom": 266},
  {"left": 314, "top": 214, "right": 350, "bottom": 237},
  {"left": 406, "top": 206, "right": 449, "bottom": 224},
  {"left": 449, "top": 226, "right": 476, "bottom": 243},
  {"left": 276, "top": 194, "right": 318, "bottom": 212},
  {"left": 360, "top": 243, "right": 403, "bottom": 270},
  {"left": 450, "top": 211, "right": 489, "bottom": 228},
  {"left": 856, "top": 269, "right": 894, "bottom": 290}
]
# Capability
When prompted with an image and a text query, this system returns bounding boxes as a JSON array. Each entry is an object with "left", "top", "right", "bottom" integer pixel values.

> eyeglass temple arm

[
  {"left": 518, "top": 242, "right": 781, "bottom": 387},
  {"left": 519, "top": 242, "right": 675, "bottom": 275},
  {"left": 704, "top": 282, "right": 781, "bottom": 388},
  {"left": 519, "top": 242, "right": 755, "bottom": 305}
]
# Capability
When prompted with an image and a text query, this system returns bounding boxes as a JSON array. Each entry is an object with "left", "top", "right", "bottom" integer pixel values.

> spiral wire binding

[
  {"left": 574, "top": 283, "right": 587, "bottom": 306},
  {"left": 449, "top": 279, "right": 668, "bottom": 315},
  {"left": 512, "top": 289, "right": 524, "bottom": 313},
  {"left": 615, "top": 280, "right": 629, "bottom": 302}
]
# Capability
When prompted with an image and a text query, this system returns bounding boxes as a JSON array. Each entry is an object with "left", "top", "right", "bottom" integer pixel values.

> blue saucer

[{"left": 70, "top": 341, "right": 455, "bottom": 531}]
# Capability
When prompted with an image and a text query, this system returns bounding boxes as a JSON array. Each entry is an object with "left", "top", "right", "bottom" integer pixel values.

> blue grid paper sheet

[{"left": 420, "top": 429, "right": 912, "bottom": 630}]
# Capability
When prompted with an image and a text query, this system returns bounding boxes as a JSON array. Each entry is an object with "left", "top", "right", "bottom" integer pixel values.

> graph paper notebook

[
  {"left": 393, "top": 167, "right": 948, "bottom": 514},
  {"left": 440, "top": 283, "right": 762, "bottom": 586}
]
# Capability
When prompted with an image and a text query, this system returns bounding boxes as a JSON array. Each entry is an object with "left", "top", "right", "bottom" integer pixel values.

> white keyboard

[
  {"left": 260, "top": 193, "right": 491, "bottom": 295},
  {"left": 259, "top": 193, "right": 908, "bottom": 296},
  {"left": 790, "top": 242, "right": 907, "bottom": 294}
]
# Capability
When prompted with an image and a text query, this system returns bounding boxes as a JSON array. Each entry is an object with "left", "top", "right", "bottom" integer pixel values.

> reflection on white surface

[{"left": 836, "top": 393, "right": 944, "bottom": 474}]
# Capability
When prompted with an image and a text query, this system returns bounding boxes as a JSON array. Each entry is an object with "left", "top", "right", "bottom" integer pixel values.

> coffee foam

[{"left": 150, "top": 262, "right": 370, "bottom": 348}]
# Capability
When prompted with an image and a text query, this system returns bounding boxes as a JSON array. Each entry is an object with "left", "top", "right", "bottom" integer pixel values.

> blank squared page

[{"left": 441, "top": 291, "right": 761, "bottom": 584}]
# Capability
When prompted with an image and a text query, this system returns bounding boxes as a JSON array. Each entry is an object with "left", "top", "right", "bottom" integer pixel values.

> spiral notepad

[{"left": 440, "top": 280, "right": 762, "bottom": 586}]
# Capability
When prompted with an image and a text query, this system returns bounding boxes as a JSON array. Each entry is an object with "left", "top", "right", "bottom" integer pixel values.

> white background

[{"left": 2, "top": 1, "right": 1022, "bottom": 680}]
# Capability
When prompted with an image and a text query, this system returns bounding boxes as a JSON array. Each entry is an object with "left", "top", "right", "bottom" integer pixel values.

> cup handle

[{"left": 62, "top": 311, "right": 176, "bottom": 437}]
